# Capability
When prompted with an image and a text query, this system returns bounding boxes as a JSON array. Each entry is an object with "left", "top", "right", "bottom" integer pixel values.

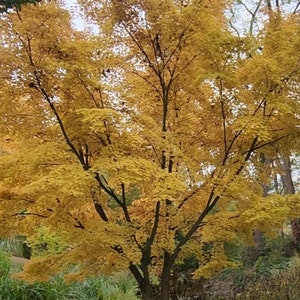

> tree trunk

[
  {"left": 280, "top": 155, "right": 295, "bottom": 194},
  {"left": 291, "top": 219, "right": 300, "bottom": 252},
  {"left": 279, "top": 154, "right": 299, "bottom": 251},
  {"left": 159, "top": 252, "right": 172, "bottom": 300},
  {"left": 130, "top": 263, "right": 155, "bottom": 300},
  {"left": 246, "top": 184, "right": 267, "bottom": 264},
  {"left": 140, "top": 283, "right": 155, "bottom": 300},
  {"left": 160, "top": 269, "right": 171, "bottom": 300}
]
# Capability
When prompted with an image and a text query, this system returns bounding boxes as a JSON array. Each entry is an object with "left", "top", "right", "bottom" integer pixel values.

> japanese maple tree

[{"left": 0, "top": 1, "right": 299, "bottom": 299}]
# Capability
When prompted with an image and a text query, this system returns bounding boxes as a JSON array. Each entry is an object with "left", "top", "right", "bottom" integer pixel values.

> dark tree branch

[
  {"left": 219, "top": 79, "right": 228, "bottom": 158},
  {"left": 177, "top": 188, "right": 200, "bottom": 210},
  {"left": 293, "top": 2, "right": 300, "bottom": 13},
  {"left": 16, "top": 27, "right": 88, "bottom": 169},
  {"left": 95, "top": 172, "right": 132, "bottom": 223},
  {"left": 67, "top": 212, "right": 85, "bottom": 230},
  {"left": 95, "top": 173, "right": 122, "bottom": 205},
  {"left": 12, "top": 212, "right": 47, "bottom": 218},
  {"left": 148, "top": 201, "right": 161, "bottom": 247},
  {"left": 111, "top": 244, "right": 124, "bottom": 254},
  {"left": 94, "top": 202, "right": 109, "bottom": 222},
  {"left": 252, "top": 135, "right": 286, "bottom": 152},
  {"left": 129, "top": 262, "right": 144, "bottom": 286},
  {"left": 124, "top": 26, "right": 160, "bottom": 78},
  {"left": 75, "top": 70, "right": 100, "bottom": 108},
  {"left": 129, "top": 68, "right": 163, "bottom": 99},
  {"left": 74, "top": 221, "right": 85, "bottom": 230},
  {"left": 121, "top": 183, "right": 126, "bottom": 206}
]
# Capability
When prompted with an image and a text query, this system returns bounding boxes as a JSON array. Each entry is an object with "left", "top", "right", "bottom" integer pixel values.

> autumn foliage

[{"left": 0, "top": 1, "right": 299, "bottom": 299}]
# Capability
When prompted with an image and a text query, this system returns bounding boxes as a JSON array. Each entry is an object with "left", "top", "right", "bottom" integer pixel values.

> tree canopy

[{"left": 0, "top": 1, "right": 299, "bottom": 299}]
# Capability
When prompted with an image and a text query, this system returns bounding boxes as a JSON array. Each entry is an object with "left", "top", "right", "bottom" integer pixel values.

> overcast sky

[{"left": 63, "top": 0, "right": 85, "bottom": 31}]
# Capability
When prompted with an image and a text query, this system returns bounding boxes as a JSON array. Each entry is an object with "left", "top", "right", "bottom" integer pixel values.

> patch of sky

[{"left": 62, "top": 0, "right": 99, "bottom": 33}]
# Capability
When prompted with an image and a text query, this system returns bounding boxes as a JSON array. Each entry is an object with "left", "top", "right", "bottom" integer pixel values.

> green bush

[
  {"left": 0, "top": 251, "right": 138, "bottom": 300},
  {"left": 27, "top": 226, "right": 68, "bottom": 257},
  {"left": 0, "top": 250, "right": 10, "bottom": 278},
  {"left": 236, "top": 257, "right": 300, "bottom": 300},
  {"left": 0, "top": 237, "right": 28, "bottom": 258},
  {"left": 254, "top": 249, "right": 290, "bottom": 277}
]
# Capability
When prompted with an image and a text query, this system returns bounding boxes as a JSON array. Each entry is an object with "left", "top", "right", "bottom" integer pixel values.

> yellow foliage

[{"left": 0, "top": 0, "right": 298, "bottom": 295}]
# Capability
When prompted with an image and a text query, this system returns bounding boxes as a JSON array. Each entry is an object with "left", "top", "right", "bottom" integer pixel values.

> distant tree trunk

[
  {"left": 249, "top": 154, "right": 270, "bottom": 262},
  {"left": 251, "top": 184, "right": 268, "bottom": 261},
  {"left": 280, "top": 154, "right": 295, "bottom": 194},
  {"left": 245, "top": 152, "right": 273, "bottom": 265},
  {"left": 279, "top": 154, "right": 299, "bottom": 252},
  {"left": 274, "top": 173, "right": 280, "bottom": 194}
]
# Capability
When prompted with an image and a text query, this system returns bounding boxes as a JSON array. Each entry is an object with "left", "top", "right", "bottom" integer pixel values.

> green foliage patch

[{"left": 0, "top": 250, "right": 138, "bottom": 300}]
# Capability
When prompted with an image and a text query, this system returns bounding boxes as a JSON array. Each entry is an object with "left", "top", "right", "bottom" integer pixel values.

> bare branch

[{"left": 12, "top": 212, "right": 48, "bottom": 218}]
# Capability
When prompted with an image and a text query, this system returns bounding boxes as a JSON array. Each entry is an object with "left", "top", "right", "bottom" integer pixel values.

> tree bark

[
  {"left": 129, "top": 263, "right": 155, "bottom": 300},
  {"left": 279, "top": 154, "right": 299, "bottom": 251},
  {"left": 280, "top": 155, "right": 295, "bottom": 194},
  {"left": 140, "top": 283, "right": 155, "bottom": 300},
  {"left": 160, "top": 252, "right": 171, "bottom": 300}
]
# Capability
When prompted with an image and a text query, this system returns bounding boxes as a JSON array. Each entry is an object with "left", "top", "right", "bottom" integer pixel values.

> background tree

[
  {"left": 0, "top": 1, "right": 299, "bottom": 299},
  {"left": 230, "top": 0, "right": 300, "bottom": 256}
]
